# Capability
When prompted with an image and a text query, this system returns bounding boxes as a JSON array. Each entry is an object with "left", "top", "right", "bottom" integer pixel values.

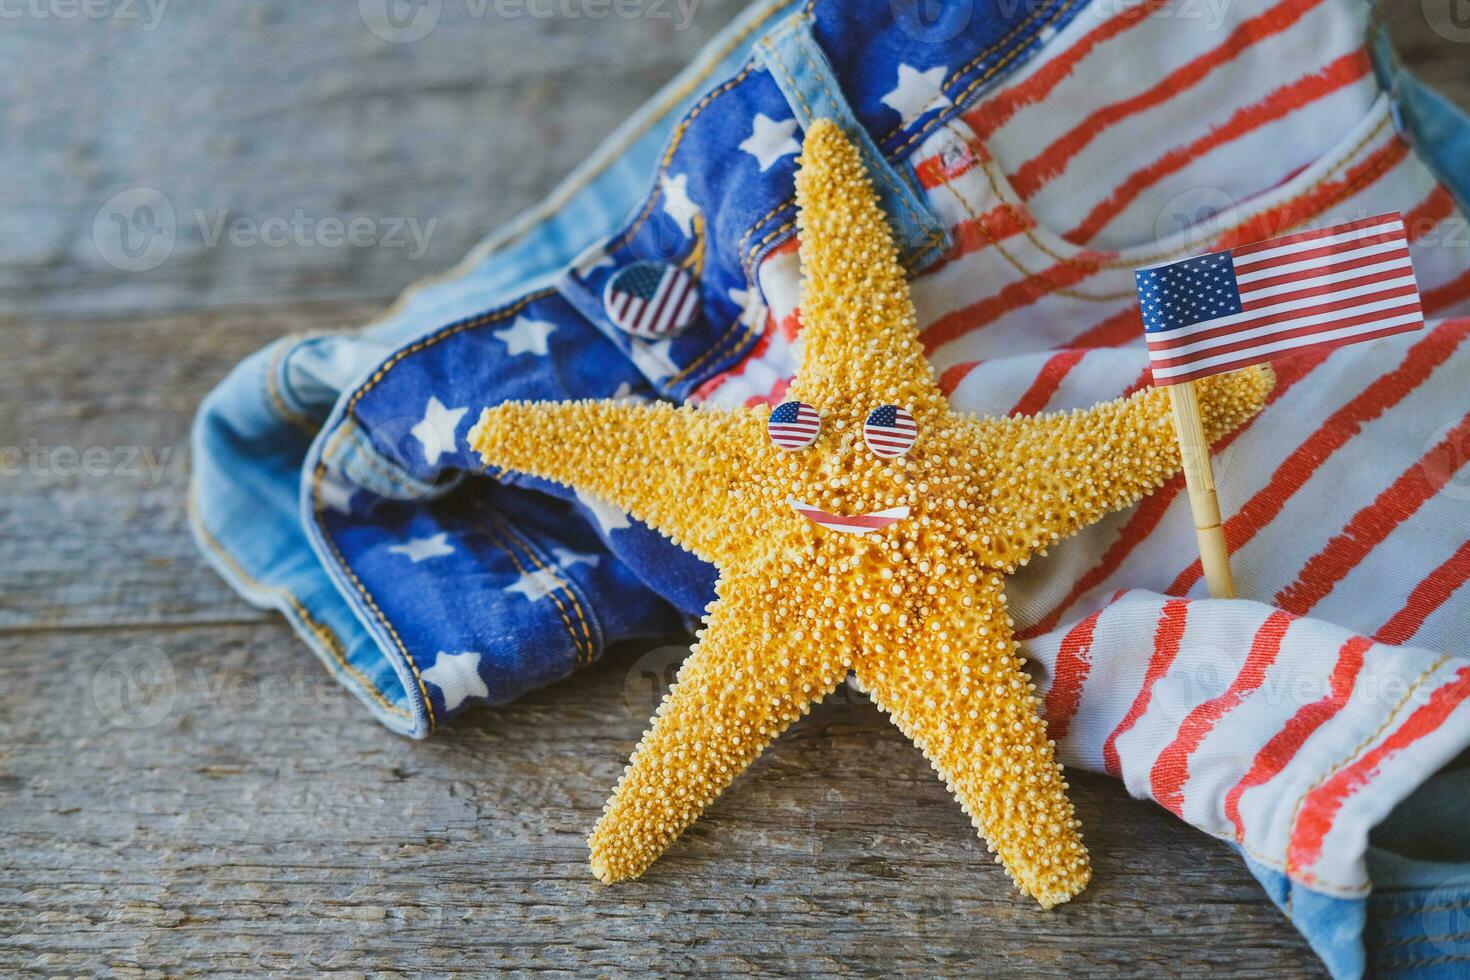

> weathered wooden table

[{"left": 3, "top": 5, "right": 1465, "bottom": 975}]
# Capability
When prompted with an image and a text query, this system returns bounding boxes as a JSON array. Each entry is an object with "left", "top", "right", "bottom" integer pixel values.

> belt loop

[{"left": 756, "top": 13, "right": 951, "bottom": 272}]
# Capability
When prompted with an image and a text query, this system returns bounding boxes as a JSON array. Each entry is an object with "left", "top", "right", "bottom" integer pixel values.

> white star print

[
  {"left": 388, "top": 532, "right": 454, "bottom": 563},
  {"left": 422, "top": 651, "right": 489, "bottom": 711},
  {"left": 576, "top": 487, "right": 631, "bottom": 535},
  {"left": 552, "top": 546, "right": 600, "bottom": 570},
  {"left": 881, "top": 64, "right": 952, "bottom": 124},
  {"left": 506, "top": 567, "right": 563, "bottom": 602},
  {"left": 738, "top": 113, "right": 800, "bottom": 172},
  {"left": 630, "top": 336, "right": 679, "bottom": 382},
  {"left": 411, "top": 396, "right": 468, "bottom": 466},
  {"left": 494, "top": 316, "right": 557, "bottom": 357},
  {"left": 729, "top": 285, "right": 767, "bottom": 329},
  {"left": 610, "top": 381, "right": 645, "bottom": 404},
  {"left": 317, "top": 472, "right": 357, "bottom": 515},
  {"left": 660, "top": 172, "right": 700, "bottom": 237}
]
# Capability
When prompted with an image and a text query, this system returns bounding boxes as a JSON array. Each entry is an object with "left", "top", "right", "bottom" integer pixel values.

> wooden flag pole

[{"left": 1166, "top": 380, "right": 1236, "bottom": 599}]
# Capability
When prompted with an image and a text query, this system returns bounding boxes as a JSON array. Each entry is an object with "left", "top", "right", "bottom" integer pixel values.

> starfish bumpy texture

[{"left": 470, "top": 120, "right": 1272, "bottom": 907}]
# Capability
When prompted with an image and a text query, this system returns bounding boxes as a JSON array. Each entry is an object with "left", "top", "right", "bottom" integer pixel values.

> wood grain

[{"left": 4, "top": 4, "right": 1467, "bottom": 975}]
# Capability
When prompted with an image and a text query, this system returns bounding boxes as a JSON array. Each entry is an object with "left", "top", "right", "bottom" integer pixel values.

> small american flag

[
  {"left": 604, "top": 262, "right": 700, "bottom": 339},
  {"left": 767, "top": 400, "right": 820, "bottom": 451},
  {"left": 863, "top": 405, "right": 917, "bottom": 458},
  {"left": 1137, "top": 213, "right": 1424, "bottom": 386}
]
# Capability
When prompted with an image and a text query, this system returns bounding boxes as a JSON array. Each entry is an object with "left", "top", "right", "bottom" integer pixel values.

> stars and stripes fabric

[
  {"left": 1137, "top": 213, "right": 1424, "bottom": 385},
  {"left": 766, "top": 399, "right": 820, "bottom": 450},
  {"left": 862, "top": 404, "right": 918, "bottom": 457},
  {"left": 603, "top": 261, "right": 700, "bottom": 339}
]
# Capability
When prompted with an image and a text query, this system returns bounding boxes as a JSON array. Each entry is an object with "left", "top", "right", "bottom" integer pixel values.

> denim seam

[
  {"left": 477, "top": 518, "right": 595, "bottom": 668},
  {"left": 187, "top": 488, "right": 409, "bottom": 720},
  {"left": 263, "top": 335, "right": 321, "bottom": 437},
  {"left": 1282, "top": 653, "right": 1453, "bottom": 891},
  {"left": 875, "top": 0, "right": 1083, "bottom": 148},
  {"left": 497, "top": 520, "right": 603, "bottom": 667}
]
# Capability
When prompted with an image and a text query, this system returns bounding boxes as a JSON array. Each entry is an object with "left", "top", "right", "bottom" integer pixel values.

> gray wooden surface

[{"left": 3, "top": 4, "right": 1468, "bottom": 976}]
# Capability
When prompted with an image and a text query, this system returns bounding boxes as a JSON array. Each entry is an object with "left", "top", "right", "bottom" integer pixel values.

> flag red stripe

[
  {"left": 1375, "top": 539, "right": 1470, "bottom": 645},
  {"left": 1145, "top": 295, "right": 1424, "bottom": 369},
  {"left": 963, "top": 0, "right": 1171, "bottom": 142},
  {"left": 1010, "top": 349, "right": 1087, "bottom": 416},
  {"left": 1224, "top": 635, "right": 1372, "bottom": 840},
  {"left": 1151, "top": 610, "right": 1296, "bottom": 816},
  {"left": 1166, "top": 319, "right": 1470, "bottom": 596},
  {"left": 1155, "top": 319, "right": 1425, "bottom": 385},
  {"left": 1289, "top": 663, "right": 1470, "bottom": 875},
  {"left": 1102, "top": 599, "right": 1190, "bottom": 777},
  {"left": 1008, "top": 0, "right": 1327, "bottom": 201},
  {"left": 1043, "top": 607, "right": 1103, "bottom": 740},
  {"left": 1235, "top": 246, "right": 1411, "bottom": 295},
  {"left": 1066, "top": 50, "right": 1372, "bottom": 244},
  {"left": 1276, "top": 405, "right": 1470, "bottom": 615}
]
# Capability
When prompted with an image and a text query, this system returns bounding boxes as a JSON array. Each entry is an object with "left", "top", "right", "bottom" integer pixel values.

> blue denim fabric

[{"left": 191, "top": 1, "right": 1470, "bottom": 975}]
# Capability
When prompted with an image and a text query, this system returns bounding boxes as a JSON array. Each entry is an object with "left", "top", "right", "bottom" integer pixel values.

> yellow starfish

[{"left": 470, "top": 120, "right": 1272, "bottom": 908}]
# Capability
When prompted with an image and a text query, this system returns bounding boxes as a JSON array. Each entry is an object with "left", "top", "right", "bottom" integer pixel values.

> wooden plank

[{"left": 0, "top": 622, "right": 1325, "bottom": 976}]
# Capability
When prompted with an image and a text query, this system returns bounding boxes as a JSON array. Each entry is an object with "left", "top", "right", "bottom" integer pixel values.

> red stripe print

[
  {"left": 1151, "top": 611, "right": 1296, "bottom": 817},
  {"left": 1376, "top": 539, "right": 1470, "bottom": 646},
  {"left": 1065, "top": 50, "right": 1372, "bottom": 245},
  {"left": 1276, "top": 406, "right": 1470, "bottom": 615},
  {"left": 1424, "top": 269, "right": 1470, "bottom": 317},
  {"left": 920, "top": 255, "right": 1105, "bottom": 354},
  {"left": 964, "top": 0, "right": 1171, "bottom": 142},
  {"left": 1010, "top": 349, "right": 1086, "bottom": 416},
  {"left": 938, "top": 360, "right": 980, "bottom": 397},
  {"left": 1043, "top": 607, "right": 1103, "bottom": 739},
  {"left": 945, "top": 203, "right": 1037, "bottom": 264},
  {"left": 915, "top": 136, "right": 986, "bottom": 190},
  {"left": 1018, "top": 350, "right": 1326, "bottom": 642},
  {"left": 1007, "top": 0, "right": 1327, "bottom": 201},
  {"left": 1214, "top": 139, "right": 1410, "bottom": 251},
  {"left": 1224, "top": 635, "right": 1372, "bottom": 841},
  {"left": 1102, "top": 599, "right": 1189, "bottom": 777},
  {"left": 1404, "top": 186, "right": 1457, "bottom": 238},
  {"left": 1167, "top": 319, "right": 1470, "bottom": 596},
  {"left": 1289, "top": 662, "right": 1470, "bottom": 876},
  {"left": 1072, "top": 306, "right": 1143, "bottom": 349}
]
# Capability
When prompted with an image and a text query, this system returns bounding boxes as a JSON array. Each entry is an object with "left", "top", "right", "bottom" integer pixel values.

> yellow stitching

[
  {"left": 500, "top": 522, "right": 597, "bottom": 667},
  {"left": 480, "top": 520, "right": 591, "bottom": 666},
  {"left": 876, "top": 0, "right": 1082, "bottom": 146},
  {"left": 264, "top": 335, "right": 321, "bottom": 436},
  {"left": 1281, "top": 652, "right": 1452, "bottom": 881},
  {"left": 668, "top": 311, "right": 754, "bottom": 385},
  {"left": 186, "top": 489, "right": 410, "bottom": 719}
]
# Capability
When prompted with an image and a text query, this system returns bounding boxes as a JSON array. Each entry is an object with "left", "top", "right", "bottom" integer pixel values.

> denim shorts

[{"left": 191, "top": 2, "right": 1470, "bottom": 975}]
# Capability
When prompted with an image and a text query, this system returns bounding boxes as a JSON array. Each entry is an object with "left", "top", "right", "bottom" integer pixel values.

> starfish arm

[
  {"left": 588, "top": 574, "right": 848, "bottom": 882},
  {"left": 787, "top": 119, "right": 944, "bottom": 415},
  {"left": 855, "top": 584, "right": 1089, "bottom": 909},
  {"left": 469, "top": 399, "right": 761, "bottom": 566},
  {"left": 965, "top": 365, "right": 1274, "bottom": 567}
]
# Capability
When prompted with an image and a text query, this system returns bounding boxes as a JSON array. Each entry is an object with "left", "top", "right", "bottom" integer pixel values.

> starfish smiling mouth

[{"left": 788, "top": 498, "right": 910, "bottom": 534}]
